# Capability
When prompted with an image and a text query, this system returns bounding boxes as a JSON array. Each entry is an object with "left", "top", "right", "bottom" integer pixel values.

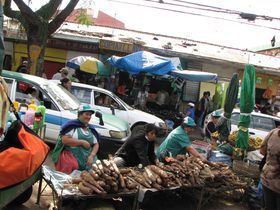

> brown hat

[{"left": 59, "top": 68, "right": 68, "bottom": 75}]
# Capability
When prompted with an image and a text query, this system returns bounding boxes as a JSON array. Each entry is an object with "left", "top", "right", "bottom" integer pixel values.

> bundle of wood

[
  {"left": 74, "top": 155, "right": 247, "bottom": 195},
  {"left": 75, "top": 157, "right": 139, "bottom": 195}
]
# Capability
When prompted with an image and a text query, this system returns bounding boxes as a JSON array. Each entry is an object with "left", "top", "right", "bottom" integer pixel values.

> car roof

[
  {"left": 231, "top": 108, "right": 280, "bottom": 121},
  {"left": 52, "top": 80, "right": 112, "bottom": 94},
  {"left": 2, "top": 70, "right": 50, "bottom": 86}
]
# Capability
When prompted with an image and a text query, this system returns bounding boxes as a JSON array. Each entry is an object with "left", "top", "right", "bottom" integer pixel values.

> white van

[
  {"left": 2, "top": 71, "right": 130, "bottom": 157},
  {"left": 204, "top": 109, "right": 280, "bottom": 139},
  {"left": 57, "top": 81, "right": 167, "bottom": 133}
]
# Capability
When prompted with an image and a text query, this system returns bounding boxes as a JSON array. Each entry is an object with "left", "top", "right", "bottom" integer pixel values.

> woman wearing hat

[
  {"left": 156, "top": 117, "right": 206, "bottom": 162},
  {"left": 52, "top": 104, "right": 99, "bottom": 173},
  {"left": 205, "top": 111, "right": 221, "bottom": 142}
]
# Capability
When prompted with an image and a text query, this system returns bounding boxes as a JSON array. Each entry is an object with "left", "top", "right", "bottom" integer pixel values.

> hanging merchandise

[
  {"left": 28, "top": 100, "right": 38, "bottom": 111},
  {"left": 13, "top": 101, "right": 20, "bottom": 112},
  {"left": 256, "top": 77, "right": 262, "bottom": 85},
  {"left": 24, "top": 107, "right": 35, "bottom": 127},
  {"left": 267, "top": 78, "right": 273, "bottom": 87},
  {"left": 212, "top": 83, "right": 223, "bottom": 110},
  {"left": 37, "top": 101, "right": 46, "bottom": 124},
  {"left": 33, "top": 112, "right": 43, "bottom": 130},
  {"left": 19, "top": 100, "right": 28, "bottom": 112}
]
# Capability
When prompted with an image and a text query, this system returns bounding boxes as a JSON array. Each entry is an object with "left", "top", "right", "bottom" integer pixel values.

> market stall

[{"left": 37, "top": 155, "right": 247, "bottom": 210}]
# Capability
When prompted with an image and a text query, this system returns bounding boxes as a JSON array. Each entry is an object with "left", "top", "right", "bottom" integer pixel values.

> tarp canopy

[
  {"left": 170, "top": 70, "right": 217, "bottom": 81},
  {"left": 108, "top": 51, "right": 176, "bottom": 75},
  {"left": 108, "top": 51, "right": 218, "bottom": 82}
]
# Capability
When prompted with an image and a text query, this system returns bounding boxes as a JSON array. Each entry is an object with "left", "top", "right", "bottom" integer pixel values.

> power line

[
  {"left": 172, "top": 0, "right": 280, "bottom": 20},
  {"left": 144, "top": 0, "right": 240, "bottom": 14},
  {"left": 107, "top": 0, "right": 280, "bottom": 31}
]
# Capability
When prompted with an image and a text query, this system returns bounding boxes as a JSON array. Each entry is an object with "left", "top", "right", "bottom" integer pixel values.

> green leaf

[{"left": 75, "top": 12, "right": 92, "bottom": 26}]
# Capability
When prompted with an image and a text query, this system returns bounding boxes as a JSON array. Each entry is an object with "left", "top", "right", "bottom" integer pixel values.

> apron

[{"left": 66, "top": 127, "right": 98, "bottom": 171}]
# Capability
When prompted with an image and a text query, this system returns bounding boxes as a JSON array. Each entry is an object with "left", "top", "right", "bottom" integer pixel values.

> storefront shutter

[{"left": 182, "top": 80, "right": 200, "bottom": 102}]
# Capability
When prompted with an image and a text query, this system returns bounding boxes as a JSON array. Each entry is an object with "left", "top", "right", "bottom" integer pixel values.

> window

[
  {"left": 71, "top": 86, "right": 91, "bottom": 104},
  {"left": 14, "top": 81, "right": 59, "bottom": 111},
  {"left": 3, "top": 55, "right": 12, "bottom": 70},
  {"left": 252, "top": 116, "right": 275, "bottom": 131},
  {"left": 230, "top": 113, "right": 240, "bottom": 125},
  {"left": 231, "top": 112, "right": 253, "bottom": 128},
  {"left": 94, "top": 91, "right": 124, "bottom": 110},
  {"left": 15, "top": 81, "right": 33, "bottom": 103},
  {"left": 3, "top": 78, "right": 13, "bottom": 97}
]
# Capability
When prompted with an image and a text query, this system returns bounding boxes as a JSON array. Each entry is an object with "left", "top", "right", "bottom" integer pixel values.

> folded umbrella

[
  {"left": 236, "top": 64, "right": 255, "bottom": 149},
  {"left": 217, "top": 73, "right": 239, "bottom": 142}
]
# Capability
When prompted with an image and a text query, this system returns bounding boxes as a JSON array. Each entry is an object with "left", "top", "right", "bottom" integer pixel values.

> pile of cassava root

[{"left": 72, "top": 155, "right": 247, "bottom": 195}]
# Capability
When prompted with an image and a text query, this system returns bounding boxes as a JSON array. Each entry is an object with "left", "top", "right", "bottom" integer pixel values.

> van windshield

[{"left": 42, "top": 83, "right": 80, "bottom": 110}]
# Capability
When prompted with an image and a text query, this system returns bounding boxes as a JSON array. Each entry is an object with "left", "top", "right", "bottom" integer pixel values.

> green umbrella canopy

[
  {"left": 236, "top": 64, "right": 255, "bottom": 149},
  {"left": 217, "top": 73, "right": 239, "bottom": 142}
]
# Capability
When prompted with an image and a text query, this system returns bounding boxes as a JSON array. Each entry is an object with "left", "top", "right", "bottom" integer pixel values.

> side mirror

[
  {"left": 110, "top": 105, "right": 115, "bottom": 115},
  {"left": 95, "top": 111, "right": 104, "bottom": 126}
]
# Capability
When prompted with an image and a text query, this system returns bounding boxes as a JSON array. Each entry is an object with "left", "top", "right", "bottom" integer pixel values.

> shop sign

[
  {"left": 46, "top": 39, "right": 99, "bottom": 53},
  {"left": 99, "top": 39, "right": 143, "bottom": 53}
]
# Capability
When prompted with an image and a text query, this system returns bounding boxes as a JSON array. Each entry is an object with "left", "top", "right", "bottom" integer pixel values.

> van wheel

[
  {"left": 131, "top": 124, "right": 146, "bottom": 135},
  {"left": 10, "top": 186, "right": 33, "bottom": 206}
]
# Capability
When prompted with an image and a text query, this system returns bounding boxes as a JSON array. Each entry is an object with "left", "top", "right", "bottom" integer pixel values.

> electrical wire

[
  {"left": 107, "top": 0, "right": 280, "bottom": 30},
  {"left": 150, "top": 0, "right": 280, "bottom": 21}
]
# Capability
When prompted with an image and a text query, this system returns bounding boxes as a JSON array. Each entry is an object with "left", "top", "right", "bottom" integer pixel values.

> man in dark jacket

[{"left": 113, "top": 124, "right": 158, "bottom": 167}]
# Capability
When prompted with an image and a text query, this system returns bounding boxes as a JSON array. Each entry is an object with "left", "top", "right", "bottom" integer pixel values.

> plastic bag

[{"left": 55, "top": 150, "right": 79, "bottom": 174}]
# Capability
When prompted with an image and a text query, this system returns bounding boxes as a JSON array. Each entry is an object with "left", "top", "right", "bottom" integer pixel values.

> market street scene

[{"left": 0, "top": 0, "right": 280, "bottom": 210}]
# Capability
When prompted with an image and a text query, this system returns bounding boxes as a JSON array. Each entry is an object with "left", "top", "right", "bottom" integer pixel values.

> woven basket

[{"left": 232, "top": 160, "right": 260, "bottom": 179}]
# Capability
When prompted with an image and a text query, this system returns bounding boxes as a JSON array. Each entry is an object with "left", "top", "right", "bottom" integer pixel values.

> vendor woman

[
  {"left": 156, "top": 117, "right": 206, "bottom": 162},
  {"left": 52, "top": 104, "right": 99, "bottom": 173},
  {"left": 205, "top": 111, "right": 221, "bottom": 142}
]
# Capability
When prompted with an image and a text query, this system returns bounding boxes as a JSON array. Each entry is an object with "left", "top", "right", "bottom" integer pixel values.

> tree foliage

[{"left": 3, "top": 0, "right": 79, "bottom": 76}]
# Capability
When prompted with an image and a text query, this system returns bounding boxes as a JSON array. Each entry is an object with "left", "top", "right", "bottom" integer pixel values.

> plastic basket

[{"left": 232, "top": 160, "right": 260, "bottom": 179}]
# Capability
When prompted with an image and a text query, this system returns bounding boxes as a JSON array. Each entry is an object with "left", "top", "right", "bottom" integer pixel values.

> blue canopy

[
  {"left": 170, "top": 70, "right": 218, "bottom": 81},
  {"left": 107, "top": 51, "right": 176, "bottom": 75},
  {"left": 108, "top": 51, "right": 218, "bottom": 82}
]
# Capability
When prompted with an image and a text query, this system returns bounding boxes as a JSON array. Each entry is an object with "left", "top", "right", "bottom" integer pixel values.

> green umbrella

[
  {"left": 217, "top": 73, "right": 239, "bottom": 142},
  {"left": 236, "top": 64, "right": 255, "bottom": 149}
]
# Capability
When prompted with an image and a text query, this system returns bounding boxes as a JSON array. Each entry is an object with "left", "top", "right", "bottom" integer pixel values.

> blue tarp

[
  {"left": 107, "top": 51, "right": 176, "bottom": 75},
  {"left": 108, "top": 51, "right": 218, "bottom": 82}
]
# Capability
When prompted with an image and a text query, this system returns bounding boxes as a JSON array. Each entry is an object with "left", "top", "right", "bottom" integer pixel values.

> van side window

[
  {"left": 230, "top": 113, "right": 239, "bottom": 125},
  {"left": 71, "top": 86, "right": 91, "bottom": 104},
  {"left": 3, "top": 78, "right": 13, "bottom": 97},
  {"left": 15, "top": 81, "right": 58, "bottom": 111},
  {"left": 252, "top": 116, "right": 274, "bottom": 131},
  {"left": 15, "top": 81, "right": 33, "bottom": 103},
  {"left": 94, "top": 91, "right": 123, "bottom": 110}
]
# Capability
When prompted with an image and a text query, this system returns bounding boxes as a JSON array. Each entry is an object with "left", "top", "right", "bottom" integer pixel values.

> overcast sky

[{"left": 16, "top": 0, "right": 280, "bottom": 50}]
